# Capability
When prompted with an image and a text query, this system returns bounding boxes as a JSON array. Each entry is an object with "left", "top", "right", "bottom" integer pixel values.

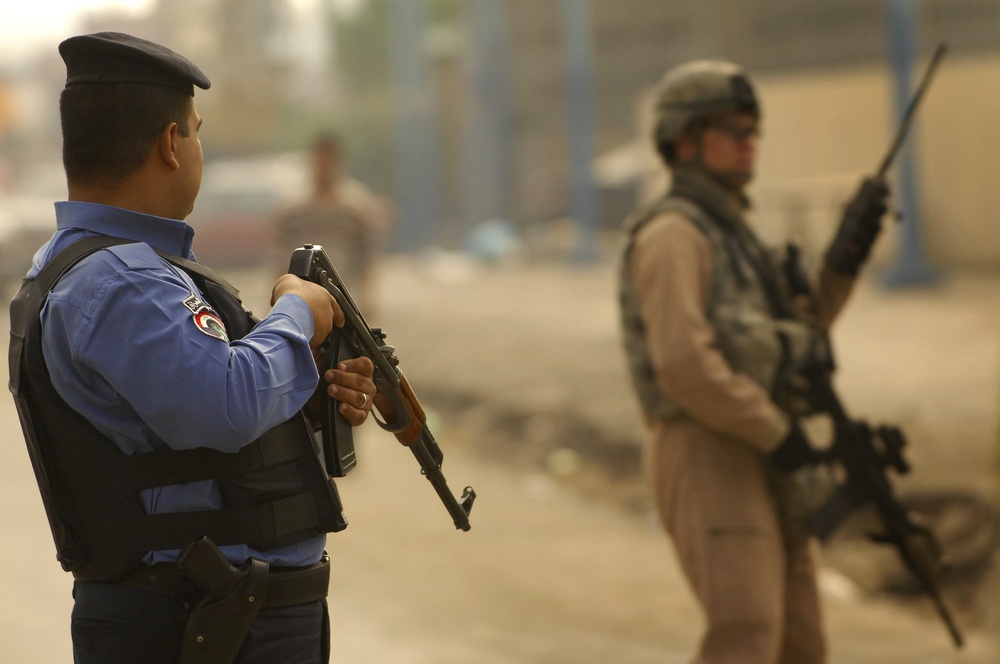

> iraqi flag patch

[{"left": 183, "top": 294, "right": 229, "bottom": 342}]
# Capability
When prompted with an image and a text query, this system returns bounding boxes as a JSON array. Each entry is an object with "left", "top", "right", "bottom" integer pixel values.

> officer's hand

[
  {"left": 825, "top": 176, "right": 890, "bottom": 275},
  {"left": 324, "top": 357, "right": 376, "bottom": 426},
  {"left": 271, "top": 274, "right": 346, "bottom": 352},
  {"left": 770, "top": 422, "right": 820, "bottom": 473}
]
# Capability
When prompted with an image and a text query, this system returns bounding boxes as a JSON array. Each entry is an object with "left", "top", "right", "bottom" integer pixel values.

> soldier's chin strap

[{"left": 702, "top": 166, "right": 753, "bottom": 194}]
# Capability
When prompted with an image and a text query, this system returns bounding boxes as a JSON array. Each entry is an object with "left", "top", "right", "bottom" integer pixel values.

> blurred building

[
  {"left": 499, "top": 0, "right": 1000, "bottom": 269},
  {"left": 4, "top": 0, "right": 1000, "bottom": 269},
  {"left": 0, "top": 48, "right": 65, "bottom": 183},
  {"left": 0, "top": 0, "right": 310, "bottom": 167},
  {"left": 326, "top": 0, "right": 1000, "bottom": 267},
  {"left": 141, "top": 0, "right": 308, "bottom": 156},
  {"left": 46, "top": 0, "right": 322, "bottom": 157}
]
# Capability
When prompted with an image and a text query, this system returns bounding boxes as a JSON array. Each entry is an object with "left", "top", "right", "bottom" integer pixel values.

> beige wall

[{"left": 748, "top": 53, "right": 1000, "bottom": 272}]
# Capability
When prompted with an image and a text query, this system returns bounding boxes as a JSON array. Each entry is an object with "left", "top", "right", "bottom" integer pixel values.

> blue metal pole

[
  {"left": 882, "top": 0, "right": 939, "bottom": 287},
  {"left": 462, "top": 0, "right": 513, "bottom": 228},
  {"left": 387, "top": 0, "right": 443, "bottom": 251},
  {"left": 561, "top": 0, "right": 599, "bottom": 262}
]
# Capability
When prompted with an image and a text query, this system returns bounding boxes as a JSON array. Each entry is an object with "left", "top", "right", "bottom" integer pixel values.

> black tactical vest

[{"left": 8, "top": 237, "right": 347, "bottom": 582}]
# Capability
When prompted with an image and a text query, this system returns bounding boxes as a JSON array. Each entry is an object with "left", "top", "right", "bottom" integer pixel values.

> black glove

[
  {"left": 770, "top": 422, "right": 818, "bottom": 473},
  {"left": 825, "top": 176, "right": 890, "bottom": 275}
]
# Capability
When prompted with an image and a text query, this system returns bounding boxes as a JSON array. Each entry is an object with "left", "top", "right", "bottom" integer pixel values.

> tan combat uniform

[
  {"left": 620, "top": 168, "right": 855, "bottom": 664},
  {"left": 275, "top": 178, "right": 386, "bottom": 315}
]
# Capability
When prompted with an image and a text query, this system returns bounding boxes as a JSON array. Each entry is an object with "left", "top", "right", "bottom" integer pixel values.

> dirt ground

[{"left": 3, "top": 253, "right": 1000, "bottom": 663}]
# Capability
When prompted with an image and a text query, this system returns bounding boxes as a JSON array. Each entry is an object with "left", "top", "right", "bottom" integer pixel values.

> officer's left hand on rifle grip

[
  {"left": 324, "top": 357, "right": 375, "bottom": 427},
  {"left": 825, "top": 176, "right": 890, "bottom": 275}
]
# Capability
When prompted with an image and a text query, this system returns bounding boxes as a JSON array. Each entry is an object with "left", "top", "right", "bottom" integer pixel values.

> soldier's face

[{"left": 697, "top": 111, "right": 759, "bottom": 190}]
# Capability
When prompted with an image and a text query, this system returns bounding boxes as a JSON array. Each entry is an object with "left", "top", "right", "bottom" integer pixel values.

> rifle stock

[{"left": 288, "top": 244, "right": 476, "bottom": 531}]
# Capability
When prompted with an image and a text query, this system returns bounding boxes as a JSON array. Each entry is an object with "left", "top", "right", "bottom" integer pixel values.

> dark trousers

[{"left": 71, "top": 581, "right": 330, "bottom": 664}]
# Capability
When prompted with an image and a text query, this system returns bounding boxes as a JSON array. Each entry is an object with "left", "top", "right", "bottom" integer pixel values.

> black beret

[{"left": 59, "top": 32, "right": 211, "bottom": 95}]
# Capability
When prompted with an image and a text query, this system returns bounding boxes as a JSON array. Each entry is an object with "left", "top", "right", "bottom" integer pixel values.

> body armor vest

[
  {"left": 8, "top": 237, "right": 347, "bottom": 582},
  {"left": 618, "top": 170, "right": 819, "bottom": 423}
]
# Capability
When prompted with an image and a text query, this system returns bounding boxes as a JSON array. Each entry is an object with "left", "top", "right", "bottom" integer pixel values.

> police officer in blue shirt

[{"left": 8, "top": 32, "right": 377, "bottom": 664}]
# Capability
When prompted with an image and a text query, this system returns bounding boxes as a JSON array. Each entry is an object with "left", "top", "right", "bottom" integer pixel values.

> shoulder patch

[{"left": 183, "top": 293, "right": 229, "bottom": 342}]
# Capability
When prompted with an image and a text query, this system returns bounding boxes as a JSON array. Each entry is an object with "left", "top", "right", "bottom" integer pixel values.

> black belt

[{"left": 118, "top": 554, "right": 330, "bottom": 608}]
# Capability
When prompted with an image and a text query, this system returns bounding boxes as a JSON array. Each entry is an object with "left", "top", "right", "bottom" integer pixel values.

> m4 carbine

[
  {"left": 817, "top": 40, "right": 962, "bottom": 647},
  {"left": 288, "top": 244, "right": 476, "bottom": 531},
  {"left": 794, "top": 339, "right": 963, "bottom": 648}
]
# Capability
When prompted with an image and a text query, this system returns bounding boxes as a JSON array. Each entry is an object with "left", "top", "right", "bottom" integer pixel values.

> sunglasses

[{"left": 708, "top": 119, "right": 761, "bottom": 141}]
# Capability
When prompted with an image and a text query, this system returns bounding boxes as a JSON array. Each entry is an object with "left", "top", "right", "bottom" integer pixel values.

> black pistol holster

[{"left": 176, "top": 537, "right": 330, "bottom": 664}]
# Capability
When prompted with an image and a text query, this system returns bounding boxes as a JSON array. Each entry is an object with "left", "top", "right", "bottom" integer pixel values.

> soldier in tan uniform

[
  {"left": 275, "top": 133, "right": 393, "bottom": 316},
  {"left": 618, "top": 60, "right": 890, "bottom": 663}
]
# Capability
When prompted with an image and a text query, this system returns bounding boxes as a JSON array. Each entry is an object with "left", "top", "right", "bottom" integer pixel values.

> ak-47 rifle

[
  {"left": 288, "top": 244, "right": 476, "bottom": 531},
  {"left": 790, "top": 42, "right": 962, "bottom": 647}
]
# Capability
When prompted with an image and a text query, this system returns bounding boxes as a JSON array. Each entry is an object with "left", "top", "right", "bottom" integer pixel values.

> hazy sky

[
  {"left": 0, "top": 0, "right": 342, "bottom": 65},
  {"left": 0, "top": 1, "right": 154, "bottom": 63}
]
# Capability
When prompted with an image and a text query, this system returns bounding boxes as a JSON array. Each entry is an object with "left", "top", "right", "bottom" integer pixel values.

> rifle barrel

[
  {"left": 931, "top": 590, "right": 965, "bottom": 648},
  {"left": 877, "top": 42, "right": 947, "bottom": 178}
]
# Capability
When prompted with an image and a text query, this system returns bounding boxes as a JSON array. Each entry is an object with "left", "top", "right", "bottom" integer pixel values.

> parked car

[{"left": 186, "top": 153, "right": 309, "bottom": 268}]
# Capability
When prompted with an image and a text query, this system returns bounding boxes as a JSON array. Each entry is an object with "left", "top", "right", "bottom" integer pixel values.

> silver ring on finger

[{"left": 360, "top": 393, "right": 368, "bottom": 409}]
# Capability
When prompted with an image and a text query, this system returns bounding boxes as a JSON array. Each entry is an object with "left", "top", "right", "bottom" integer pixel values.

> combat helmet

[{"left": 652, "top": 59, "right": 759, "bottom": 157}]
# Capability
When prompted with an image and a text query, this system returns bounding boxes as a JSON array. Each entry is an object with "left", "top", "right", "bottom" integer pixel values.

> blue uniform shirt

[{"left": 29, "top": 201, "right": 327, "bottom": 567}]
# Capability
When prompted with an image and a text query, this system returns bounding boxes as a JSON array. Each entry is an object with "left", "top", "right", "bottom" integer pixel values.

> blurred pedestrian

[
  {"left": 8, "top": 32, "right": 377, "bottom": 664},
  {"left": 617, "top": 59, "right": 889, "bottom": 663},
  {"left": 274, "top": 133, "right": 392, "bottom": 317}
]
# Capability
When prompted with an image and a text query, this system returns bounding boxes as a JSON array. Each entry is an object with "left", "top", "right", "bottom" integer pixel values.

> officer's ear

[{"left": 155, "top": 122, "right": 182, "bottom": 172}]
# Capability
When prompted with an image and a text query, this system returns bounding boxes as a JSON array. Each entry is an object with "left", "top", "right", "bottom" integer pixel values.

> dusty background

[{"left": 3, "top": 254, "right": 1000, "bottom": 663}]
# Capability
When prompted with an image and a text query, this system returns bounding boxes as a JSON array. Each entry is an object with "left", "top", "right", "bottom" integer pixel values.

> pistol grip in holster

[{"left": 178, "top": 537, "right": 269, "bottom": 664}]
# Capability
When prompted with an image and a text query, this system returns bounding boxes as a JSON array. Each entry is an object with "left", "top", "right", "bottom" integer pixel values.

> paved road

[{"left": 2, "top": 256, "right": 999, "bottom": 663}]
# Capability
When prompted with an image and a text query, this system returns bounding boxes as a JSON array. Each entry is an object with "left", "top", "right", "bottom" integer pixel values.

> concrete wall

[{"left": 748, "top": 53, "right": 1000, "bottom": 272}]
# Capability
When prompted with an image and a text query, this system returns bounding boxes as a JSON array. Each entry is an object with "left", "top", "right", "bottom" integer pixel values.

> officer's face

[
  {"left": 696, "top": 111, "right": 759, "bottom": 191},
  {"left": 176, "top": 98, "right": 204, "bottom": 219}
]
